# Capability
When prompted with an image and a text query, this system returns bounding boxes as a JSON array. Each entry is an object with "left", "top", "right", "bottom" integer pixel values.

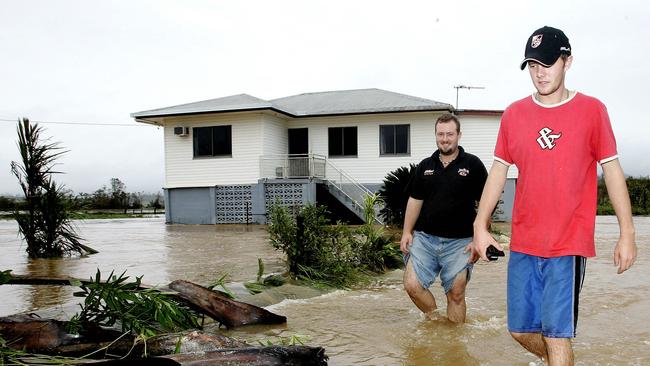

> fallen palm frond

[
  {"left": 67, "top": 269, "right": 199, "bottom": 337},
  {"left": 205, "top": 274, "right": 236, "bottom": 300}
]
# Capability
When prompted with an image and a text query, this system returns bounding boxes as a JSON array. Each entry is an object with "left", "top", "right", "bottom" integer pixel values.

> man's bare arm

[
  {"left": 602, "top": 159, "right": 637, "bottom": 274},
  {"left": 400, "top": 197, "right": 423, "bottom": 254}
]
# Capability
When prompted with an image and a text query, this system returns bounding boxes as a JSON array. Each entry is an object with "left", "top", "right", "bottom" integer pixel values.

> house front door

[{"left": 288, "top": 128, "right": 309, "bottom": 177}]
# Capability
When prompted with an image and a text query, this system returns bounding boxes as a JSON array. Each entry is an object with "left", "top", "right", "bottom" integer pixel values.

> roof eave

[
  {"left": 132, "top": 107, "right": 295, "bottom": 121},
  {"left": 291, "top": 106, "right": 454, "bottom": 118},
  {"left": 455, "top": 109, "right": 504, "bottom": 116}
]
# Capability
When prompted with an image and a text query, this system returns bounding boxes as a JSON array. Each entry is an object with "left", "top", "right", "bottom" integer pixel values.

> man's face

[
  {"left": 435, "top": 121, "right": 460, "bottom": 156},
  {"left": 527, "top": 56, "right": 572, "bottom": 98}
]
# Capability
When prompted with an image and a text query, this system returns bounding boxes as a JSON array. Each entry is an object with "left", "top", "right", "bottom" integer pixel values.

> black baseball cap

[{"left": 520, "top": 26, "right": 571, "bottom": 70}]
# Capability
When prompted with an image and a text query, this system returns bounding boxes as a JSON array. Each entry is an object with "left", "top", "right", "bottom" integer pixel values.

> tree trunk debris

[
  {"left": 1, "top": 277, "right": 325, "bottom": 364},
  {"left": 168, "top": 280, "right": 287, "bottom": 328},
  {"left": 161, "top": 345, "right": 328, "bottom": 366}
]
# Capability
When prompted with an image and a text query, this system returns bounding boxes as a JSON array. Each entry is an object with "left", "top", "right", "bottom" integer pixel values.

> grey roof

[
  {"left": 270, "top": 88, "right": 452, "bottom": 116},
  {"left": 131, "top": 88, "right": 453, "bottom": 119},
  {"left": 131, "top": 94, "right": 274, "bottom": 118}
]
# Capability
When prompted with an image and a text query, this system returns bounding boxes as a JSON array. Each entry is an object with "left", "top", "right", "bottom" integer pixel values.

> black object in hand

[{"left": 486, "top": 245, "right": 505, "bottom": 261}]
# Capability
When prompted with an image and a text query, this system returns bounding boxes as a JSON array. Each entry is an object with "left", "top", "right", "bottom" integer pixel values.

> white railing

[
  {"left": 259, "top": 154, "right": 382, "bottom": 223},
  {"left": 259, "top": 154, "right": 326, "bottom": 179},
  {"left": 323, "top": 159, "right": 373, "bottom": 211}
]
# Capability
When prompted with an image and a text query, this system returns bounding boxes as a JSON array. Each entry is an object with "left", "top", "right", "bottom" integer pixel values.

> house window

[
  {"left": 328, "top": 127, "right": 358, "bottom": 157},
  {"left": 193, "top": 125, "right": 232, "bottom": 157},
  {"left": 380, "top": 124, "right": 410, "bottom": 155}
]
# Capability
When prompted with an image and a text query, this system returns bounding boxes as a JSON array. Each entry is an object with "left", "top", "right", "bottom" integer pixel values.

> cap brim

[{"left": 520, "top": 57, "right": 553, "bottom": 70}]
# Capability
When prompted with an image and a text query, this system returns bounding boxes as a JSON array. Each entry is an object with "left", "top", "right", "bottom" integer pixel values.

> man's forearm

[
  {"left": 402, "top": 198, "right": 423, "bottom": 235},
  {"left": 602, "top": 160, "right": 635, "bottom": 238}
]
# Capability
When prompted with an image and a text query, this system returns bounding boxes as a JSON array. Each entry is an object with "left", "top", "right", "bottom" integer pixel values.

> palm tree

[
  {"left": 10, "top": 118, "right": 97, "bottom": 257},
  {"left": 378, "top": 164, "right": 416, "bottom": 227}
]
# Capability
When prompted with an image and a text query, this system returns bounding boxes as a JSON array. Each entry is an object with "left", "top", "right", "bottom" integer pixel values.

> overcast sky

[{"left": 1, "top": 0, "right": 649, "bottom": 195}]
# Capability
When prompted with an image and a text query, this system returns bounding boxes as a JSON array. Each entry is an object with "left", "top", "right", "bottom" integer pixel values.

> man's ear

[{"left": 564, "top": 55, "right": 573, "bottom": 71}]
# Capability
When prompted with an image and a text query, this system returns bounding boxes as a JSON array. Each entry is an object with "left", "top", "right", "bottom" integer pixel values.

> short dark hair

[{"left": 435, "top": 114, "right": 460, "bottom": 133}]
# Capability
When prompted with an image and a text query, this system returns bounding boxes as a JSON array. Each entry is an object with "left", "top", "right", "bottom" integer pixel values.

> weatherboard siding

[
  {"left": 262, "top": 114, "right": 289, "bottom": 156},
  {"left": 457, "top": 115, "right": 519, "bottom": 179},
  {"left": 286, "top": 112, "right": 513, "bottom": 184},
  {"left": 159, "top": 110, "right": 513, "bottom": 188},
  {"left": 162, "top": 113, "right": 265, "bottom": 187}
]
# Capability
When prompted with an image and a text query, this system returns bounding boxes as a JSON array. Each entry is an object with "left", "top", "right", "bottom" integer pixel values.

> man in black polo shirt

[{"left": 401, "top": 113, "right": 487, "bottom": 323}]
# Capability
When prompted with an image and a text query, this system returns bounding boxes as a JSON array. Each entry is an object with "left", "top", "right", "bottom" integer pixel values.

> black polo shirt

[{"left": 408, "top": 146, "right": 488, "bottom": 238}]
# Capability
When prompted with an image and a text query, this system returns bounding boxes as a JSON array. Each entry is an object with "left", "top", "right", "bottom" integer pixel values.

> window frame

[
  {"left": 379, "top": 124, "right": 410, "bottom": 156},
  {"left": 327, "top": 126, "right": 358, "bottom": 158},
  {"left": 192, "top": 125, "right": 233, "bottom": 158}
]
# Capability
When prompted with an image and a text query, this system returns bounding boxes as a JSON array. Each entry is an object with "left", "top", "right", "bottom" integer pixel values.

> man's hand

[
  {"left": 472, "top": 228, "right": 503, "bottom": 262},
  {"left": 400, "top": 232, "right": 413, "bottom": 255},
  {"left": 614, "top": 236, "right": 637, "bottom": 274},
  {"left": 465, "top": 243, "right": 479, "bottom": 264}
]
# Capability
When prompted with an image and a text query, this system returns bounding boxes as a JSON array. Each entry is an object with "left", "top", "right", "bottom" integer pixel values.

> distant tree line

[
  {"left": 0, "top": 177, "right": 164, "bottom": 214},
  {"left": 598, "top": 176, "right": 650, "bottom": 215}
]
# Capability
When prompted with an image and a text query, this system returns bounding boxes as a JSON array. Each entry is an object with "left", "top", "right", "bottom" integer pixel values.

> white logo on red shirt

[
  {"left": 537, "top": 127, "right": 562, "bottom": 149},
  {"left": 531, "top": 35, "right": 543, "bottom": 48}
]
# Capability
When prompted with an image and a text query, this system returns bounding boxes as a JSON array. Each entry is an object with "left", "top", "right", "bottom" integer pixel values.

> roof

[
  {"left": 131, "top": 88, "right": 454, "bottom": 120},
  {"left": 130, "top": 94, "right": 276, "bottom": 119},
  {"left": 270, "top": 88, "right": 452, "bottom": 116}
]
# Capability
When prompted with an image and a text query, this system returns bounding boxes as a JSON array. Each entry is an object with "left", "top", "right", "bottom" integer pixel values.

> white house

[{"left": 131, "top": 88, "right": 516, "bottom": 224}]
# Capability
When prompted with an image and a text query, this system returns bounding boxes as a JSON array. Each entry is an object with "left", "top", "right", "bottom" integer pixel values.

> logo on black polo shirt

[
  {"left": 458, "top": 168, "right": 469, "bottom": 176},
  {"left": 537, "top": 127, "right": 562, "bottom": 150},
  {"left": 423, "top": 169, "right": 434, "bottom": 176}
]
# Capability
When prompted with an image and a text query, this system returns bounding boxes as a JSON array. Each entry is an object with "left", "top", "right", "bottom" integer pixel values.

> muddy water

[{"left": 1, "top": 216, "right": 649, "bottom": 365}]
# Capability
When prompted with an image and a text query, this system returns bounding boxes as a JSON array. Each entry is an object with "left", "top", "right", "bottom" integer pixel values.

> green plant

[
  {"left": 67, "top": 270, "right": 199, "bottom": 337},
  {"left": 244, "top": 258, "right": 267, "bottom": 295},
  {"left": 356, "top": 194, "right": 402, "bottom": 272},
  {"left": 258, "top": 334, "right": 307, "bottom": 346},
  {"left": 206, "top": 273, "right": 236, "bottom": 299},
  {"left": 378, "top": 164, "right": 416, "bottom": 227},
  {"left": 0, "top": 270, "right": 11, "bottom": 285},
  {"left": 10, "top": 118, "right": 96, "bottom": 258},
  {"left": 268, "top": 202, "right": 401, "bottom": 288},
  {"left": 268, "top": 204, "right": 329, "bottom": 274}
]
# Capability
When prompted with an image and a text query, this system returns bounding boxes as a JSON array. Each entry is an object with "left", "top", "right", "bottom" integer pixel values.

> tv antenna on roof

[{"left": 453, "top": 85, "right": 485, "bottom": 109}]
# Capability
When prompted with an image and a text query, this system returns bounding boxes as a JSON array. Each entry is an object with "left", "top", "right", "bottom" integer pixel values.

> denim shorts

[
  {"left": 403, "top": 231, "right": 473, "bottom": 293},
  {"left": 507, "top": 251, "right": 587, "bottom": 338}
]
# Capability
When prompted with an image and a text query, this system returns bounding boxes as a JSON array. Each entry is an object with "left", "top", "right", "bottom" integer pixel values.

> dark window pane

[
  {"left": 395, "top": 125, "right": 409, "bottom": 154},
  {"left": 193, "top": 125, "right": 231, "bottom": 157},
  {"left": 380, "top": 125, "right": 395, "bottom": 155},
  {"left": 194, "top": 127, "right": 212, "bottom": 157},
  {"left": 343, "top": 127, "right": 357, "bottom": 156},
  {"left": 328, "top": 128, "right": 343, "bottom": 156},
  {"left": 213, "top": 125, "right": 232, "bottom": 156}
]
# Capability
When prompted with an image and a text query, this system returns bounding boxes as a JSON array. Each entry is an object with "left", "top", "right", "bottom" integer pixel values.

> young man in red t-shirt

[{"left": 472, "top": 26, "right": 637, "bottom": 365}]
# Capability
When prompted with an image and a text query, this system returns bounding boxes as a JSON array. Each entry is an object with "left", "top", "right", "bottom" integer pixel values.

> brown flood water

[{"left": 1, "top": 216, "right": 649, "bottom": 365}]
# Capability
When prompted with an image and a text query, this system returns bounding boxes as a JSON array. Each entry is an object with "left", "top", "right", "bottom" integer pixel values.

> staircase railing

[
  {"left": 258, "top": 154, "right": 382, "bottom": 224},
  {"left": 324, "top": 160, "right": 383, "bottom": 224}
]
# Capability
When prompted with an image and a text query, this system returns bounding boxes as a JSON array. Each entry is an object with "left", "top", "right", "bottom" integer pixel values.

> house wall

[
  {"left": 458, "top": 114, "right": 519, "bottom": 179},
  {"left": 262, "top": 114, "right": 289, "bottom": 155},
  {"left": 165, "top": 187, "right": 216, "bottom": 224},
  {"left": 160, "top": 110, "right": 517, "bottom": 222},
  {"left": 286, "top": 111, "right": 517, "bottom": 184},
  {"left": 162, "top": 112, "right": 272, "bottom": 188}
]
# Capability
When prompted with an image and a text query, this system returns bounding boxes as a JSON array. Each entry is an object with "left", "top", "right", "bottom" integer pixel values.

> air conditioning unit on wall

[{"left": 173, "top": 127, "right": 189, "bottom": 136}]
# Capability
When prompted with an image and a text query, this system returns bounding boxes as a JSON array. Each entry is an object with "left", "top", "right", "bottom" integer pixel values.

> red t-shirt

[{"left": 495, "top": 92, "right": 618, "bottom": 257}]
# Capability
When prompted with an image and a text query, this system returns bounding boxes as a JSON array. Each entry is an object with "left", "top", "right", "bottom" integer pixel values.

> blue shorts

[
  {"left": 403, "top": 231, "right": 473, "bottom": 294},
  {"left": 507, "top": 251, "right": 586, "bottom": 338}
]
